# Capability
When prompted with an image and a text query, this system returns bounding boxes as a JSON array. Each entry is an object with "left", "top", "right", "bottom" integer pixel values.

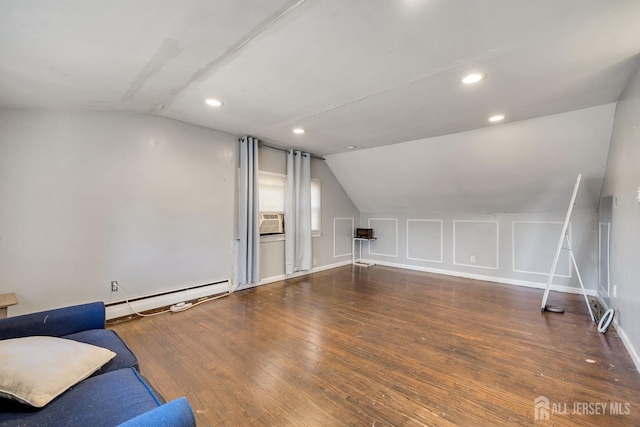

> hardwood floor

[{"left": 110, "top": 266, "right": 640, "bottom": 426}]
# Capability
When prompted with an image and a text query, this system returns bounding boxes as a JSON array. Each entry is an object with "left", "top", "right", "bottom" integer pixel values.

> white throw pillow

[{"left": 0, "top": 336, "right": 116, "bottom": 407}]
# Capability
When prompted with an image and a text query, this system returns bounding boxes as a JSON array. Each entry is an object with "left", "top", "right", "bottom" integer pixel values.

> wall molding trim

[
  {"left": 452, "top": 219, "right": 499, "bottom": 270},
  {"left": 512, "top": 220, "right": 572, "bottom": 278},
  {"left": 406, "top": 219, "right": 443, "bottom": 263},
  {"left": 334, "top": 217, "right": 354, "bottom": 257},
  {"left": 361, "top": 258, "right": 597, "bottom": 296},
  {"left": 368, "top": 218, "right": 398, "bottom": 257}
]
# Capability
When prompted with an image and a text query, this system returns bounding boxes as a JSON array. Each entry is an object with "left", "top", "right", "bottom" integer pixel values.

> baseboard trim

[
  {"left": 106, "top": 280, "right": 231, "bottom": 320},
  {"left": 594, "top": 296, "right": 640, "bottom": 373},
  {"left": 256, "top": 260, "right": 353, "bottom": 288},
  {"left": 360, "top": 259, "right": 597, "bottom": 296},
  {"left": 612, "top": 319, "right": 640, "bottom": 373}
]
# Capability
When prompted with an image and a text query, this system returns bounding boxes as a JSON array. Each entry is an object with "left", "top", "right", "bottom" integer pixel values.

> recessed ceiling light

[
  {"left": 293, "top": 128, "right": 306, "bottom": 134},
  {"left": 346, "top": 145, "right": 356, "bottom": 150},
  {"left": 461, "top": 72, "right": 486, "bottom": 84},
  {"left": 205, "top": 98, "right": 223, "bottom": 107},
  {"left": 489, "top": 114, "right": 505, "bottom": 122}
]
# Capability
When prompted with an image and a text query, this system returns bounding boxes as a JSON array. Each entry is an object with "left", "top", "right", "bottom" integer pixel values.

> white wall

[
  {"left": 599, "top": 62, "right": 640, "bottom": 369},
  {"left": 257, "top": 146, "right": 359, "bottom": 284},
  {"left": 0, "top": 110, "right": 236, "bottom": 315}
]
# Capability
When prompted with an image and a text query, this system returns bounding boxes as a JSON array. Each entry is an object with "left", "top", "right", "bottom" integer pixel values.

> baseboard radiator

[{"left": 105, "top": 279, "right": 231, "bottom": 320}]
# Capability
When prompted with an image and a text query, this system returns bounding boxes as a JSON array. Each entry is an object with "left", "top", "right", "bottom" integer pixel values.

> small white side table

[
  {"left": 352, "top": 237, "right": 376, "bottom": 267},
  {"left": 0, "top": 293, "right": 18, "bottom": 318}
]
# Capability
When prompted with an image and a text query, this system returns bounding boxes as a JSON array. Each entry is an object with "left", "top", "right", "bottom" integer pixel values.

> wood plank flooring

[{"left": 110, "top": 266, "right": 640, "bottom": 426}]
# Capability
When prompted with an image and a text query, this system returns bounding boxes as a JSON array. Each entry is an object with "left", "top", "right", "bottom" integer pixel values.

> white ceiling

[{"left": 1, "top": 0, "right": 640, "bottom": 156}]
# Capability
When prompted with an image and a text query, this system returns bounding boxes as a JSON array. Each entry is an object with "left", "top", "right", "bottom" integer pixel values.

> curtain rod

[{"left": 259, "top": 142, "right": 325, "bottom": 160}]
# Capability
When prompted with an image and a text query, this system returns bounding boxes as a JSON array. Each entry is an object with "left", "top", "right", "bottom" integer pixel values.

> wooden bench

[{"left": 0, "top": 293, "right": 18, "bottom": 318}]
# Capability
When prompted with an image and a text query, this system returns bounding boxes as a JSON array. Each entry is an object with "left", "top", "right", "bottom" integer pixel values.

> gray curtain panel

[
  {"left": 238, "top": 136, "right": 260, "bottom": 285},
  {"left": 285, "top": 149, "right": 312, "bottom": 275}
]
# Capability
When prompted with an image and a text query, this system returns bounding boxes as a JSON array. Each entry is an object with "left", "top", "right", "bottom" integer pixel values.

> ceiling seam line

[
  {"left": 255, "top": 49, "right": 502, "bottom": 134},
  {"left": 149, "top": 0, "right": 311, "bottom": 113}
]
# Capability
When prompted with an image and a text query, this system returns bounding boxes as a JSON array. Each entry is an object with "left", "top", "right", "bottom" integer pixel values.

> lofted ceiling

[
  {"left": 326, "top": 104, "right": 616, "bottom": 214},
  {"left": 1, "top": 0, "right": 640, "bottom": 157}
]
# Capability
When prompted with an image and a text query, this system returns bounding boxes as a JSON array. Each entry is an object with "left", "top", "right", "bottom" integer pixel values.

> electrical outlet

[
  {"left": 613, "top": 284, "right": 617, "bottom": 298},
  {"left": 470, "top": 255, "right": 476, "bottom": 263},
  {"left": 111, "top": 281, "right": 118, "bottom": 292},
  {"left": 313, "top": 258, "right": 317, "bottom": 266}
]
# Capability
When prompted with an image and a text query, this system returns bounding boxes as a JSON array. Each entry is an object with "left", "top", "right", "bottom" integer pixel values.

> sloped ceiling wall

[{"left": 325, "top": 104, "right": 615, "bottom": 214}]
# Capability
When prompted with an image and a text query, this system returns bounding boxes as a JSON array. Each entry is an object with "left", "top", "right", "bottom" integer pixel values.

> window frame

[{"left": 257, "top": 171, "right": 322, "bottom": 240}]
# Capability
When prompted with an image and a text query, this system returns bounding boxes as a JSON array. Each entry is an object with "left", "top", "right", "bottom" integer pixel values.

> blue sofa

[{"left": 0, "top": 302, "right": 196, "bottom": 426}]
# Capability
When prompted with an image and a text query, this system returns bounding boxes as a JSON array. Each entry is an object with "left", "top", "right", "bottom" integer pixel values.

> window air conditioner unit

[{"left": 260, "top": 212, "right": 284, "bottom": 235}]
